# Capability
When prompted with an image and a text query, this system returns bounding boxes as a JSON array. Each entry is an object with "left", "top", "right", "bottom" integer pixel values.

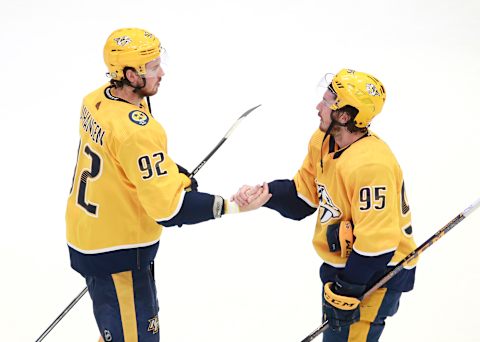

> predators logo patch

[
  {"left": 147, "top": 315, "right": 159, "bottom": 334},
  {"left": 103, "top": 329, "right": 112, "bottom": 341},
  {"left": 113, "top": 36, "right": 132, "bottom": 46},
  {"left": 316, "top": 182, "right": 341, "bottom": 223},
  {"left": 129, "top": 110, "right": 149, "bottom": 126},
  {"left": 366, "top": 83, "right": 381, "bottom": 96}
]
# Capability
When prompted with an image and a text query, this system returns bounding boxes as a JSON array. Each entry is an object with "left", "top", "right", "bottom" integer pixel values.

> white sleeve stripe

[
  {"left": 155, "top": 190, "right": 186, "bottom": 222},
  {"left": 322, "top": 260, "right": 346, "bottom": 268},
  {"left": 297, "top": 192, "right": 318, "bottom": 208},
  {"left": 353, "top": 245, "right": 397, "bottom": 257},
  {"left": 387, "top": 262, "right": 417, "bottom": 270},
  {"left": 324, "top": 258, "right": 416, "bottom": 270}
]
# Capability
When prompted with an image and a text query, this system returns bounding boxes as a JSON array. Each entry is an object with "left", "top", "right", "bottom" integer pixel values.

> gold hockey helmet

[
  {"left": 329, "top": 69, "right": 386, "bottom": 128},
  {"left": 104, "top": 28, "right": 161, "bottom": 81}
]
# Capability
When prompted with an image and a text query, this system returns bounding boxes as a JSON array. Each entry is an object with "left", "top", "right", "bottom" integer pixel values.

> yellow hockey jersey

[
  {"left": 66, "top": 84, "right": 191, "bottom": 275},
  {"left": 293, "top": 130, "right": 417, "bottom": 270}
]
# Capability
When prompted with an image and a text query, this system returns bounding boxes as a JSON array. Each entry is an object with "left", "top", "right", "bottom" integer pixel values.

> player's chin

[{"left": 143, "top": 87, "right": 159, "bottom": 97}]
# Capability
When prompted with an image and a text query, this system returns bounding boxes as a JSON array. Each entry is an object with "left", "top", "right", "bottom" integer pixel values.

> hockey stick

[
  {"left": 190, "top": 104, "right": 261, "bottom": 177},
  {"left": 35, "top": 104, "right": 261, "bottom": 342},
  {"left": 300, "top": 197, "right": 480, "bottom": 342},
  {"left": 36, "top": 287, "right": 88, "bottom": 342}
]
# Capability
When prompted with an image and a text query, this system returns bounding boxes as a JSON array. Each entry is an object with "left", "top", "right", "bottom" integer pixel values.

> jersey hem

[{"left": 67, "top": 238, "right": 160, "bottom": 254}]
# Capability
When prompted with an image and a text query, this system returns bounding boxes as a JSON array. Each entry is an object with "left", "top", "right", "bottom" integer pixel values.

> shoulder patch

[{"left": 129, "top": 110, "right": 149, "bottom": 126}]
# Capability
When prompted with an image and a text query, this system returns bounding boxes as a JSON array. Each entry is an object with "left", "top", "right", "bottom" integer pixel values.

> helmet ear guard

[
  {"left": 104, "top": 28, "right": 162, "bottom": 81},
  {"left": 329, "top": 69, "right": 386, "bottom": 128}
]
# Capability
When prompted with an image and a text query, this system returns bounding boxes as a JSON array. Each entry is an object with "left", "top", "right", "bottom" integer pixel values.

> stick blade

[{"left": 238, "top": 104, "right": 262, "bottom": 119}]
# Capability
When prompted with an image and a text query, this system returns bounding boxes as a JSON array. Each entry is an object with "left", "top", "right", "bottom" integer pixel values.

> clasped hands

[{"left": 230, "top": 183, "right": 272, "bottom": 212}]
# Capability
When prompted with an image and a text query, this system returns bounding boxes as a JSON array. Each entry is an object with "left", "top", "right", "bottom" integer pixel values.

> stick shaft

[
  {"left": 37, "top": 104, "right": 261, "bottom": 340},
  {"left": 190, "top": 104, "right": 261, "bottom": 177},
  {"left": 36, "top": 287, "right": 88, "bottom": 342},
  {"left": 301, "top": 197, "right": 480, "bottom": 342}
]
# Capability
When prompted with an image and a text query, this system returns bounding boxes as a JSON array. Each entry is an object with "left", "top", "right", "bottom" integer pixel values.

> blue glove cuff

[{"left": 334, "top": 275, "right": 366, "bottom": 298}]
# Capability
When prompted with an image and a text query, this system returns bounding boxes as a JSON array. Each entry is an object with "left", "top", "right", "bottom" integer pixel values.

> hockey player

[
  {"left": 66, "top": 28, "right": 267, "bottom": 342},
  {"left": 232, "top": 69, "right": 417, "bottom": 341}
]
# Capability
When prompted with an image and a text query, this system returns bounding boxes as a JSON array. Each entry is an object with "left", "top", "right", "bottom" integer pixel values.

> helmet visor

[
  {"left": 143, "top": 47, "right": 168, "bottom": 78},
  {"left": 316, "top": 73, "right": 337, "bottom": 109},
  {"left": 144, "top": 58, "right": 162, "bottom": 78}
]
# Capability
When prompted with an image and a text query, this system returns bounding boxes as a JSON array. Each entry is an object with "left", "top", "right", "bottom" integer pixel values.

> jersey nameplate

[{"left": 81, "top": 105, "right": 106, "bottom": 146}]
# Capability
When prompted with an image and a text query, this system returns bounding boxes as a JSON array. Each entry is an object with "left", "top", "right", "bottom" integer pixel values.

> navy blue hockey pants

[{"left": 85, "top": 264, "right": 159, "bottom": 342}]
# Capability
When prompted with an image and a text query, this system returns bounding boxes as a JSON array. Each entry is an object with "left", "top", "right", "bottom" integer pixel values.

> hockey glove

[
  {"left": 326, "top": 221, "right": 354, "bottom": 258},
  {"left": 176, "top": 164, "right": 198, "bottom": 192},
  {"left": 322, "top": 275, "right": 366, "bottom": 331}
]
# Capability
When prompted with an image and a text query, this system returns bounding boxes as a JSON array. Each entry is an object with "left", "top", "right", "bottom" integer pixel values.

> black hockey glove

[
  {"left": 176, "top": 164, "right": 198, "bottom": 192},
  {"left": 322, "top": 275, "right": 366, "bottom": 331}
]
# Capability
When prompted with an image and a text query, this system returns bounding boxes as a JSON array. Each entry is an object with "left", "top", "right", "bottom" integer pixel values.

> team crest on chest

[{"left": 316, "top": 182, "right": 341, "bottom": 223}]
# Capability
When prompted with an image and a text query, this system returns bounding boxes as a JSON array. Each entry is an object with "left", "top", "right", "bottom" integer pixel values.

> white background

[{"left": 1, "top": 0, "right": 480, "bottom": 341}]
